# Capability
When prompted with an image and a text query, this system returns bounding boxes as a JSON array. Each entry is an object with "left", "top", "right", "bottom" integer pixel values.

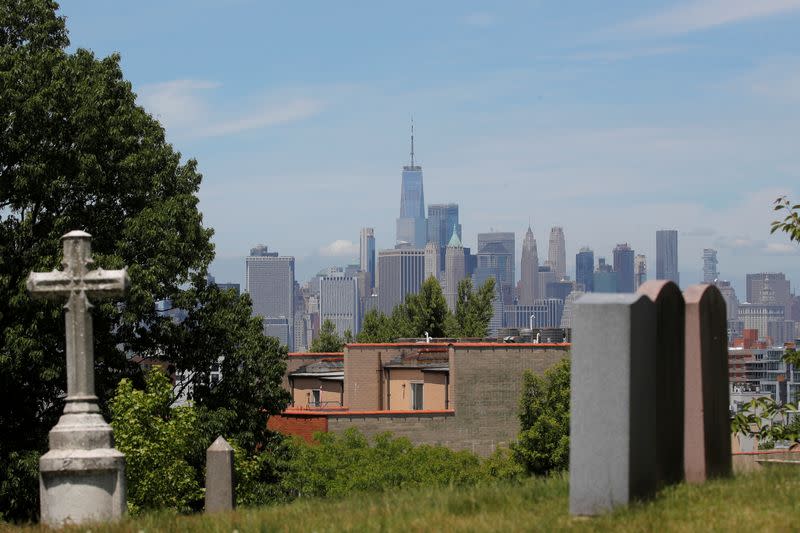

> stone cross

[
  {"left": 27, "top": 230, "right": 130, "bottom": 526},
  {"left": 570, "top": 293, "right": 658, "bottom": 516}
]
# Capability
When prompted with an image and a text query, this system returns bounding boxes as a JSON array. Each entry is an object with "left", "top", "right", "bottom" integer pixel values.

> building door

[{"left": 411, "top": 382, "right": 424, "bottom": 410}]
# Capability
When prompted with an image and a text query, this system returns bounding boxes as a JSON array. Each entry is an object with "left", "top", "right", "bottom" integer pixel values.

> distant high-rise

[
  {"left": 594, "top": 257, "right": 617, "bottom": 293},
  {"left": 319, "top": 274, "right": 360, "bottom": 337},
  {"left": 702, "top": 249, "right": 718, "bottom": 283},
  {"left": 613, "top": 243, "right": 635, "bottom": 293},
  {"left": 656, "top": 230, "right": 679, "bottom": 284},
  {"left": 476, "top": 232, "right": 515, "bottom": 286},
  {"left": 444, "top": 230, "right": 466, "bottom": 312},
  {"left": 519, "top": 226, "right": 539, "bottom": 305},
  {"left": 359, "top": 227, "right": 376, "bottom": 291},
  {"left": 424, "top": 242, "right": 440, "bottom": 281},
  {"left": 548, "top": 227, "right": 566, "bottom": 280},
  {"left": 634, "top": 254, "right": 647, "bottom": 290},
  {"left": 396, "top": 122, "right": 427, "bottom": 247},
  {"left": 246, "top": 245, "right": 295, "bottom": 349},
  {"left": 746, "top": 273, "right": 791, "bottom": 318},
  {"left": 377, "top": 248, "right": 425, "bottom": 314},
  {"left": 575, "top": 247, "right": 594, "bottom": 292},
  {"left": 427, "top": 203, "right": 461, "bottom": 268}
]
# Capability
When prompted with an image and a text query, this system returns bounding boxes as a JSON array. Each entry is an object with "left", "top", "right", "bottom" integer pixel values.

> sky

[{"left": 58, "top": 0, "right": 800, "bottom": 297}]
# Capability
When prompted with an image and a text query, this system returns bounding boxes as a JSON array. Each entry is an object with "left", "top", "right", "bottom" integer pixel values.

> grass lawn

[{"left": 14, "top": 466, "right": 800, "bottom": 532}]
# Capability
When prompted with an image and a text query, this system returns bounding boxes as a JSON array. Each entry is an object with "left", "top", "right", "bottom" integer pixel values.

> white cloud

[
  {"left": 622, "top": 0, "right": 800, "bottom": 36},
  {"left": 137, "top": 80, "right": 324, "bottom": 139},
  {"left": 742, "top": 57, "right": 800, "bottom": 103},
  {"left": 460, "top": 12, "right": 497, "bottom": 27},
  {"left": 318, "top": 240, "right": 359, "bottom": 257}
]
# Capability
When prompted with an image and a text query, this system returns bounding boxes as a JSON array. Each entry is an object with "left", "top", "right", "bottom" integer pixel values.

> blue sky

[{"left": 58, "top": 0, "right": 800, "bottom": 296}]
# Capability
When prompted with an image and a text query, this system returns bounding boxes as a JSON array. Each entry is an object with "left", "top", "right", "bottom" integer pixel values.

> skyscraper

[
  {"left": 444, "top": 231, "right": 466, "bottom": 312},
  {"left": 656, "top": 230, "right": 679, "bottom": 284},
  {"left": 396, "top": 123, "right": 427, "bottom": 247},
  {"left": 319, "top": 273, "right": 360, "bottom": 337},
  {"left": 519, "top": 226, "right": 539, "bottom": 305},
  {"left": 634, "top": 254, "right": 647, "bottom": 290},
  {"left": 377, "top": 248, "right": 425, "bottom": 314},
  {"left": 702, "top": 249, "right": 718, "bottom": 283},
  {"left": 575, "top": 247, "right": 594, "bottom": 293},
  {"left": 359, "top": 227, "right": 376, "bottom": 291},
  {"left": 476, "top": 232, "right": 515, "bottom": 286},
  {"left": 424, "top": 242, "right": 440, "bottom": 281},
  {"left": 246, "top": 245, "right": 295, "bottom": 350},
  {"left": 594, "top": 257, "right": 617, "bottom": 293},
  {"left": 613, "top": 243, "right": 635, "bottom": 293},
  {"left": 746, "top": 273, "right": 791, "bottom": 318},
  {"left": 427, "top": 203, "right": 461, "bottom": 268},
  {"left": 548, "top": 227, "right": 566, "bottom": 280}
]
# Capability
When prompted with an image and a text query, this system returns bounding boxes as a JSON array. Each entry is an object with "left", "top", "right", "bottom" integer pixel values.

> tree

[
  {"left": 406, "top": 276, "right": 450, "bottom": 338},
  {"left": 450, "top": 277, "right": 496, "bottom": 338},
  {"left": 0, "top": 1, "right": 289, "bottom": 520},
  {"left": 357, "top": 309, "right": 396, "bottom": 343},
  {"left": 771, "top": 196, "right": 800, "bottom": 244},
  {"left": 310, "top": 319, "right": 344, "bottom": 352},
  {"left": 513, "top": 358, "right": 570, "bottom": 476}
]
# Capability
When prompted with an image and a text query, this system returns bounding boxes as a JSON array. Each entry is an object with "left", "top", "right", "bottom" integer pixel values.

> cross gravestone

[
  {"left": 27, "top": 230, "right": 130, "bottom": 526},
  {"left": 637, "top": 280, "right": 685, "bottom": 487},
  {"left": 683, "top": 284, "right": 732, "bottom": 483},
  {"left": 570, "top": 293, "right": 658, "bottom": 516}
]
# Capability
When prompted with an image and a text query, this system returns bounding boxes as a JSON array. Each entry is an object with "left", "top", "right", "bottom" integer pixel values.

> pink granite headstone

[
  {"left": 683, "top": 284, "right": 732, "bottom": 483},
  {"left": 638, "top": 280, "right": 685, "bottom": 487}
]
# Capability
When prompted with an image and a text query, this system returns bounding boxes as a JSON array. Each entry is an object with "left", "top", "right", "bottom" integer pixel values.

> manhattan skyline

[{"left": 57, "top": 1, "right": 800, "bottom": 294}]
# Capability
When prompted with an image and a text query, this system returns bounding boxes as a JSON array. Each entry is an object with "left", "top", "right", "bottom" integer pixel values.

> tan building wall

[
  {"left": 333, "top": 343, "right": 569, "bottom": 456},
  {"left": 423, "top": 372, "right": 448, "bottom": 411},
  {"left": 291, "top": 377, "right": 343, "bottom": 408}
]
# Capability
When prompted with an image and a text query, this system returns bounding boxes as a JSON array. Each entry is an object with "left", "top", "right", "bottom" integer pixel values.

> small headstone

[
  {"left": 570, "top": 294, "right": 658, "bottom": 516},
  {"left": 27, "top": 231, "right": 130, "bottom": 526},
  {"left": 206, "top": 436, "right": 235, "bottom": 513},
  {"left": 637, "top": 280, "right": 685, "bottom": 487},
  {"left": 683, "top": 284, "right": 732, "bottom": 483}
]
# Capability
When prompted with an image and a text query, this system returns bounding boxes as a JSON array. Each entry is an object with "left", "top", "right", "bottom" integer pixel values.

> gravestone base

[
  {"left": 40, "top": 448, "right": 126, "bottom": 526},
  {"left": 39, "top": 408, "right": 126, "bottom": 527}
]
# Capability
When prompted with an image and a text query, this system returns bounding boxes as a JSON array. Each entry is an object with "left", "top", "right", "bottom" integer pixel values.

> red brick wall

[{"left": 268, "top": 414, "right": 328, "bottom": 443}]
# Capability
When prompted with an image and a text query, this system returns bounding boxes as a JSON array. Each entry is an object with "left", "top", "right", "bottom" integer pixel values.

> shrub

[
  {"left": 110, "top": 370, "right": 203, "bottom": 514},
  {"left": 513, "top": 358, "right": 570, "bottom": 476},
  {"left": 283, "top": 429, "right": 485, "bottom": 499}
]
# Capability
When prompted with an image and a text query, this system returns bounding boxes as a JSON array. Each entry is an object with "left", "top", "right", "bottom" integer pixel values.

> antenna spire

[{"left": 410, "top": 116, "right": 415, "bottom": 167}]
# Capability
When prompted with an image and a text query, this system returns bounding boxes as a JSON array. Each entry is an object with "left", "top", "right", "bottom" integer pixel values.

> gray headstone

[
  {"left": 28, "top": 231, "right": 130, "bottom": 526},
  {"left": 683, "top": 284, "right": 732, "bottom": 483},
  {"left": 206, "top": 436, "right": 235, "bottom": 513},
  {"left": 637, "top": 280, "right": 685, "bottom": 487},
  {"left": 570, "top": 293, "right": 657, "bottom": 516}
]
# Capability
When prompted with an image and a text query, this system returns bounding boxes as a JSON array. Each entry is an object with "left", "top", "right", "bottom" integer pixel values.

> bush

[
  {"left": 513, "top": 359, "right": 570, "bottom": 476},
  {"left": 282, "top": 429, "right": 486, "bottom": 499},
  {"left": 110, "top": 370, "right": 204, "bottom": 515}
]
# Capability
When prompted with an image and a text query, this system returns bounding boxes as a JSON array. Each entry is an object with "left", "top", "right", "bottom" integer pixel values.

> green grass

[{"left": 13, "top": 466, "right": 800, "bottom": 532}]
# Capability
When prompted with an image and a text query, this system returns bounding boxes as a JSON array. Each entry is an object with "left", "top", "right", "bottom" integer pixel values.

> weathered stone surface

[
  {"left": 27, "top": 231, "right": 130, "bottom": 526},
  {"left": 637, "top": 280, "right": 685, "bottom": 487},
  {"left": 570, "top": 293, "right": 657, "bottom": 516},
  {"left": 206, "top": 436, "right": 235, "bottom": 513},
  {"left": 683, "top": 284, "right": 732, "bottom": 483}
]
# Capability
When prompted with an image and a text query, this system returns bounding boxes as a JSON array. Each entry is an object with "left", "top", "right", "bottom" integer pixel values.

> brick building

[{"left": 272, "top": 342, "right": 569, "bottom": 456}]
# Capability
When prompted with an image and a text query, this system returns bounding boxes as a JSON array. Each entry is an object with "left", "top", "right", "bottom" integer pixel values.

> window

[
  {"left": 411, "top": 382, "right": 423, "bottom": 410},
  {"left": 312, "top": 389, "right": 321, "bottom": 407}
]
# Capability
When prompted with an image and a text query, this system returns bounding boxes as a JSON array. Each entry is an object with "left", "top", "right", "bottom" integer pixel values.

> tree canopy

[
  {"left": 309, "top": 319, "right": 345, "bottom": 353},
  {"left": 0, "top": 0, "right": 288, "bottom": 520},
  {"left": 357, "top": 277, "right": 496, "bottom": 343}
]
